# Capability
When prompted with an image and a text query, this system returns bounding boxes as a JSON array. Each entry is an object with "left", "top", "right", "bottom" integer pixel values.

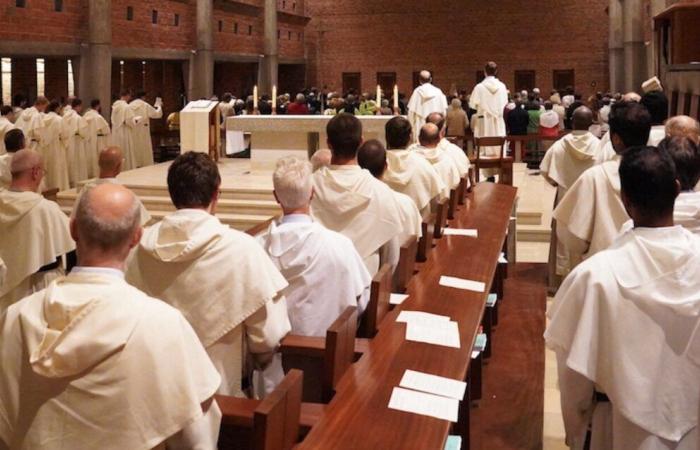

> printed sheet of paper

[
  {"left": 442, "top": 228, "right": 478, "bottom": 237},
  {"left": 399, "top": 370, "right": 467, "bottom": 400},
  {"left": 396, "top": 311, "right": 451, "bottom": 327},
  {"left": 405, "top": 320, "right": 460, "bottom": 349},
  {"left": 390, "top": 293, "right": 410, "bottom": 305},
  {"left": 439, "top": 276, "right": 486, "bottom": 293},
  {"left": 388, "top": 387, "right": 459, "bottom": 422}
]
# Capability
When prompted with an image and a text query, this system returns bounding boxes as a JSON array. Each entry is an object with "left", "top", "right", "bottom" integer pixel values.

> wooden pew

[
  {"left": 42, "top": 188, "right": 59, "bottom": 202},
  {"left": 417, "top": 215, "right": 435, "bottom": 262},
  {"left": 394, "top": 235, "right": 417, "bottom": 293},
  {"left": 434, "top": 197, "right": 449, "bottom": 238},
  {"left": 358, "top": 264, "right": 392, "bottom": 338},
  {"left": 472, "top": 137, "right": 507, "bottom": 183},
  {"left": 216, "top": 369, "right": 303, "bottom": 450},
  {"left": 448, "top": 188, "right": 459, "bottom": 220}
]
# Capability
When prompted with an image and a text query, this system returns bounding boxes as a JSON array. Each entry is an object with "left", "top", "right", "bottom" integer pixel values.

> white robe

[
  {"left": 674, "top": 191, "right": 700, "bottom": 236},
  {"left": 83, "top": 108, "right": 111, "bottom": 178},
  {"left": 438, "top": 137, "right": 470, "bottom": 178},
  {"left": 126, "top": 208, "right": 290, "bottom": 398},
  {"left": 14, "top": 107, "right": 43, "bottom": 151},
  {"left": 78, "top": 178, "right": 152, "bottom": 226},
  {"left": 0, "top": 190, "right": 75, "bottom": 314},
  {"left": 545, "top": 226, "right": 700, "bottom": 450},
  {"left": 111, "top": 100, "right": 138, "bottom": 171},
  {"left": 129, "top": 98, "right": 162, "bottom": 167},
  {"left": 649, "top": 125, "right": 666, "bottom": 146},
  {"left": 0, "top": 270, "right": 222, "bottom": 450},
  {"left": 0, "top": 117, "right": 15, "bottom": 155},
  {"left": 412, "top": 144, "right": 461, "bottom": 197},
  {"left": 407, "top": 83, "right": 448, "bottom": 137},
  {"left": 598, "top": 128, "right": 665, "bottom": 163},
  {"left": 553, "top": 157, "right": 630, "bottom": 275},
  {"left": 62, "top": 109, "right": 89, "bottom": 187},
  {"left": 37, "top": 112, "right": 70, "bottom": 192},
  {"left": 0, "top": 153, "right": 11, "bottom": 189},
  {"left": 469, "top": 76, "right": 508, "bottom": 153},
  {"left": 258, "top": 216, "right": 371, "bottom": 337},
  {"left": 311, "top": 165, "right": 421, "bottom": 275},
  {"left": 383, "top": 149, "right": 446, "bottom": 216}
]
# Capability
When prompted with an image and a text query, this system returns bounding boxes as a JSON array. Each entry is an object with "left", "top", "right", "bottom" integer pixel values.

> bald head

[
  {"left": 10, "top": 149, "right": 42, "bottom": 176},
  {"left": 665, "top": 115, "right": 700, "bottom": 144},
  {"left": 426, "top": 112, "right": 446, "bottom": 134},
  {"left": 10, "top": 149, "right": 44, "bottom": 192},
  {"left": 419, "top": 70, "right": 431, "bottom": 84},
  {"left": 571, "top": 106, "right": 594, "bottom": 131},
  {"left": 358, "top": 139, "right": 387, "bottom": 179},
  {"left": 99, "top": 146, "right": 124, "bottom": 178},
  {"left": 419, "top": 123, "right": 441, "bottom": 147},
  {"left": 623, "top": 92, "right": 641, "bottom": 103}
]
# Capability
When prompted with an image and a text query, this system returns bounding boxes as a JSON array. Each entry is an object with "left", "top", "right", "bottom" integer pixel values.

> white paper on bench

[
  {"left": 400, "top": 370, "right": 467, "bottom": 401},
  {"left": 471, "top": 350, "right": 481, "bottom": 359},
  {"left": 442, "top": 228, "right": 478, "bottom": 237},
  {"left": 439, "top": 276, "right": 486, "bottom": 293},
  {"left": 390, "top": 293, "right": 410, "bottom": 305},
  {"left": 396, "top": 311, "right": 451, "bottom": 327},
  {"left": 498, "top": 252, "right": 508, "bottom": 264},
  {"left": 405, "top": 320, "right": 460, "bottom": 349},
  {"left": 388, "top": 387, "right": 460, "bottom": 422}
]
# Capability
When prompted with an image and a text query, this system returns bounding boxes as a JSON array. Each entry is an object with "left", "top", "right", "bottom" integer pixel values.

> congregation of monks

[{"left": 1, "top": 60, "right": 700, "bottom": 450}]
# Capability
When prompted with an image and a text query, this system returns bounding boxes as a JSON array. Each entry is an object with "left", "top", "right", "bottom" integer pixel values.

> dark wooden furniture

[
  {"left": 394, "top": 235, "right": 418, "bottom": 293},
  {"left": 472, "top": 136, "right": 507, "bottom": 183},
  {"left": 358, "top": 264, "right": 392, "bottom": 339}
]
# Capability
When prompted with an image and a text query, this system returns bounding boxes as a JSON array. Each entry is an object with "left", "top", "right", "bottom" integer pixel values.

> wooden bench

[
  {"left": 394, "top": 235, "right": 418, "bottom": 293},
  {"left": 358, "top": 264, "right": 393, "bottom": 339}
]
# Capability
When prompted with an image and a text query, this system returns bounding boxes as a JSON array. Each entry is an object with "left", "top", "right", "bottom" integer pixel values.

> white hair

[
  {"left": 273, "top": 156, "right": 313, "bottom": 210},
  {"left": 75, "top": 186, "right": 141, "bottom": 251},
  {"left": 10, "top": 149, "right": 42, "bottom": 175}
]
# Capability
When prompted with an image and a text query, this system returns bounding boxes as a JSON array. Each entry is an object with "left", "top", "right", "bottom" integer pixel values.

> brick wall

[
  {"left": 214, "top": 61, "right": 258, "bottom": 99},
  {"left": 0, "top": 0, "right": 86, "bottom": 43},
  {"left": 305, "top": 0, "right": 610, "bottom": 97},
  {"left": 112, "top": 0, "right": 195, "bottom": 50},
  {"left": 11, "top": 57, "right": 37, "bottom": 102},
  {"left": 44, "top": 58, "right": 68, "bottom": 101}
]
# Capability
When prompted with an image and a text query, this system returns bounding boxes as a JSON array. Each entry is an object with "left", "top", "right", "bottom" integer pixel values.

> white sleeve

[
  {"left": 556, "top": 352, "right": 594, "bottom": 449},
  {"left": 164, "top": 399, "right": 222, "bottom": 450}
]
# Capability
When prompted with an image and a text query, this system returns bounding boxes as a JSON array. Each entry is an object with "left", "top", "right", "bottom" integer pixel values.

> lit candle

[
  {"left": 393, "top": 85, "right": 399, "bottom": 110},
  {"left": 272, "top": 85, "right": 277, "bottom": 110},
  {"left": 376, "top": 85, "right": 381, "bottom": 106},
  {"left": 253, "top": 85, "right": 259, "bottom": 110}
]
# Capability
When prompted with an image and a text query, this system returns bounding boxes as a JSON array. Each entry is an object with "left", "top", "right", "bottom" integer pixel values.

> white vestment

[
  {"left": 598, "top": 129, "right": 663, "bottom": 163},
  {"left": 545, "top": 226, "right": 700, "bottom": 450},
  {"left": 77, "top": 178, "right": 152, "bottom": 226},
  {"left": 649, "top": 125, "right": 666, "bottom": 146},
  {"left": 438, "top": 138, "right": 470, "bottom": 177},
  {"left": 130, "top": 99, "right": 162, "bottom": 167},
  {"left": 553, "top": 157, "right": 630, "bottom": 275},
  {"left": 0, "top": 117, "right": 15, "bottom": 155},
  {"left": 0, "top": 270, "right": 222, "bottom": 450},
  {"left": 111, "top": 100, "right": 138, "bottom": 171},
  {"left": 37, "top": 112, "right": 70, "bottom": 192},
  {"left": 0, "top": 154, "right": 11, "bottom": 189},
  {"left": 258, "top": 216, "right": 371, "bottom": 337},
  {"left": 62, "top": 109, "right": 89, "bottom": 186},
  {"left": 469, "top": 76, "right": 508, "bottom": 148},
  {"left": 0, "top": 190, "right": 75, "bottom": 314},
  {"left": 407, "top": 83, "right": 448, "bottom": 137},
  {"left": 311, "top": 165, "right": 421, "bottom": 275},
  {"left": 126, "top": 209, "right": 290, "bottom": 397},
  {"left": 383, "top": 149, "right": 446, "bottom": 216},
  {"left": 83, "top": 108, "right": 111, "bottom": 178},
  {"left": 14, "top": 107, "right": 43, "bottom": 150},
  {"left": 412, "top": 144, "right": 461, "bottom": 197},
  {"left": 674, "top": 191, "right": 700, "bottom": 236}
]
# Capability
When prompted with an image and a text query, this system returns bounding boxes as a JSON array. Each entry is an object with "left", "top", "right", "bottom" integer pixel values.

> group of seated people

[{"left": 0, "top": 109, "right": 472, "bottom": 448}]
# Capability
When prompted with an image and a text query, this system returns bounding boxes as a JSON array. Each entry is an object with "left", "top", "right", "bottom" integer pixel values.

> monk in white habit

[
  {"left": 641, "top": 90, "right": 669, "bottom": 146},
  {"left": 126, "top": 152, "right": 290, "bottom": 398},
  {"left": 545, "top": 146, "right": 700, "bottom": 450},
  {"left": 259, "top": 156, "right": 371, "bottom": 337},
  {"left": 413, "top": 123, "right": 460, "bottom": 198},
  {"left": 425, "top": 112, "right": 471, "bottom": 182},
  {"left": 111, "top": 90, "right": 138, "bottom": 171},
  {"left": 15, "top": 96, "right": 47, "bottom": 151},
  {"left": 311, "top": 114, "right": 421, "bottom": 276},
  {"left": 383, "top": 116, "right": 445, "bottom": 217},
  {"left": 0, "top": 183, "right": 222, "bottom": 450},
  {"left": 469, "top": 62, "right": 508, "bottom": 180},
  {"left": 658, "top": 136, "right": 700, "bottom": 235},
  {"left": 62, "top": 98, "right": 89, "bottom": 187},
  {"left": 0, "top": 106, "right": 16, "bottom": 155},
  {"left": 407, "top": 70, "right": 447, "bottom": 137},
  {"left": 0, "top": 150, "right": 75, "bottom": 312},
  {"left": 0, "top": 129, "right": 26, "bottom": 189},
  {"left": 129, "top": 91, "right": 162, "bottom": 167},
  {"left": 37, "top": 101, "right": 70, "bottom": 192},
  {"left": 84, "top": 99, "right": 112, "bottom": 178},
  {"left": 553, "top": 101, "right": 651, "bottom": 274},
  {"left": 665, "top": 115, "right": 700, "bottom": 144}
]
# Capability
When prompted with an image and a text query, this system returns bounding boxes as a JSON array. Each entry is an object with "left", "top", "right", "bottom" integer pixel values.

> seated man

[
  {"left": 425, "top": 112, "right": 470, "bottom": 181},
  {"left": 665, "top": 115, "right": 700, "bottom": 144},
  {"left": 383, "top": 116, "right": 445, "bottom": 217},
  {"left": 0, "top": 183, "right": 222, "bottom": 450},
  {"left": 413, "top": 123, "right": 460, "bottom": 198},
  {"left": 0, "top": 129, "right": 26, "bottom": 189},
  {"left": 0, "top": 150, "right": 75, "bottom": 312},
  {"left": 660, "top": 136, "right": 700, "bottom": 234},
  {"left": 259, "top": 157, "right": 371, "bottom": 337},
  {"left": 311, "top": 114, "right": 421, "bottom": 276},
  {"left": 553, "top": 101, "right": 651, "bottom": 273},
  {"left": 126, "top": 152, "right": 290, "bottom": 398},
  {"left": 545, "top": 146, "right": 700, "bottom": 450}
]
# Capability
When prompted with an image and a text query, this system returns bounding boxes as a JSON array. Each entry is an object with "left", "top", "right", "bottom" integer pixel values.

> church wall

[
  {"left": 11, "top": 57, "right": 37, "bottom": 102},
  {"left": 44, "top": 58, "right": 68, "bottom": 101},
  {"left": 111, "top": 0, "right": 195, "bottom": 51},
  {"left": 0, "top": 0, "right": 86, "bottom": 44},
  {"left": 305, "top": 0, "right": 610, "bottom": 97},
  {"left": 213, "top": 10, "right": 264, "bottom": 55}
]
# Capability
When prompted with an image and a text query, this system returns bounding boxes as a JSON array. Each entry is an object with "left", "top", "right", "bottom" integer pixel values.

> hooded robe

[
  {"left": 408, "top": 83, "right": 448, "bottom": 138},
  {"left": 383, "top": 149, "right": 446, "bottom": 217}
]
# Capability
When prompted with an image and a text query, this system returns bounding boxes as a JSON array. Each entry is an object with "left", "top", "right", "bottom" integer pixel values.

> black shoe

[{"left": 486, "top": 176, "right": 496, "bottom": 183}]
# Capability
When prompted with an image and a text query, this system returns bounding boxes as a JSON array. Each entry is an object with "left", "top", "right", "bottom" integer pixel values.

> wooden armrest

[
  {"left": 280, "top": 335, "right": 326, "bottom": 358},
  {"left": 300, "top": 402, "right": 326, "bottom": 429},
  {"left": 215, "top": 395, "right": 259, "bottom": 427},
  {"left": 354, "top": 338, "right": 370, "bottom": 356}
]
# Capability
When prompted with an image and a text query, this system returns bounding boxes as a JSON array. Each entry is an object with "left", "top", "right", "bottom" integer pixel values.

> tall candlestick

[
  {"left": 376, "top": 85, "right": 381, "bottom": 106},
  {"left": 393, "top": 85, "right": 399, "bottom": 110},
  {"left": 272, "top": 85, "right": 277, "bottom": 110},
  {"left": 253, "top": 85, "right": 259, "bottom": 110}
]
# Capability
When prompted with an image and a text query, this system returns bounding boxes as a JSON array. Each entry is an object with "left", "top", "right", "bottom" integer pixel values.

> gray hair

[
  {"left": 450, "top": 98, "right": 462, "bottom": 109},
  {"left": 75, "top": 187, "right": 141, "bottom": 251},
  {"left": 309, "top": 149, "right": 332, "bottom": 172},
  {"left": 10, "top": 149, "right": 42, "bottom": 175},
  {"left": 273, "top": 156, "right": 313, "bottom": 210}
]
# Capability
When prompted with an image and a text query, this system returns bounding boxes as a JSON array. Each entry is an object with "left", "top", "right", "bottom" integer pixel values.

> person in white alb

[
  {"left": 425, "top": 112, "right": 471, "bottom": 182},
  {"left": 0, "top": 129, "right": 26, "bottom": 189},
  {"left": 407, "top": 70, "right": 448, "bottom": 138},
  {"left": 259, "top": 156, "right": 371, "bottom": 337},
  {"left": 111, "top": 90, "right": 138, "bottom": 171},
  {"left": 659, "top": 136, "right": 700, "bottom": 235},
  {"left": 0, "top": 106, "right": 16, "bottom": 155},
  {"left": 62, "top": 98, "right": 89, "bottom": 187},
  {"left": 129, "top": 91, "right": 163, "bottom": 167},
  {"left": 37, "top": 101, "right": 70, "bottom": 192},
  {"left": 546, "top": 146, "right": 700, "bottom": 450},
  {"left": 15, "top": 96, "right": 48, "bottom": 151},
  {"left": 83, "top": 99, "right": 111, "bottom": 178},
  {"left": 413, "top": 123, "right": 461, "bottom": 198},
  {"left": 126, "top": 152, "right": 290, "bottom": 398},
  {"left": 0, "top": 182, "right": 222, "bottom": 450}
]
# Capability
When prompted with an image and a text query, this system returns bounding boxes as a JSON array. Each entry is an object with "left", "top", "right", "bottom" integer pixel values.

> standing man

[
  {"left": 0, "top": 106, "right": 16, "bottom": 155},
  {"left": 62, "top": 98, "right": 89, "bottom": 186},
  {"left": 129, "top": 91, "right": 162, "bottom": 168},
  {"left": 111, "top": 90, "right": 138, "bottom": 171},
  {"left": 84, "top": 99, "right": 111, "bottom": 178},
  {"left": 38, "top": 101, "right": 70, "bottom": 192},
  {"left": 407, "top": 70, "right": 448, "bottom": 138},
  {"left": 15, "top": 96, "right": 48, "bottom": 151}
]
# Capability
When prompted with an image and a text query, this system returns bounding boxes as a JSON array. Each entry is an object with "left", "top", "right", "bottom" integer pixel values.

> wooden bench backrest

[
  {"left": 358, "top": 265, "right": 391, "bottom": 338},
  {"left": 253, "top": 369, "right": 303, "bottom": 450},
  {"left": 324, "top": 306, "right": 359, "bottom": 401},
  {"left": 394, "top": 234, "right": 417, "bottom": 293},
  {"left": 474, "top": 136, "right": 506, "bottom": 162},
  {"left": 434, "top": 197, "right": 449, "bottom": 239}
]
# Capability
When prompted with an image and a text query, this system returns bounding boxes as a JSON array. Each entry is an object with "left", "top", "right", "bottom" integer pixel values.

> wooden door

[
  {"left": 514, "top": 70, "right": 536, "bottom": 93},
  {"left": 342, "top": 72, "right": 361, "bottom": 96}
]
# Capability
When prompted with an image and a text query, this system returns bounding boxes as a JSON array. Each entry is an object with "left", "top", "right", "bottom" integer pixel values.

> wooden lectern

[{"left": 180, "top": 100, "right": 221, "bottom": 161}]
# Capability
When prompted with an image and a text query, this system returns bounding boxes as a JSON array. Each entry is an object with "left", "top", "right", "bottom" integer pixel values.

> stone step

[
  {"left": 516, "top": 210, "right": 543, "bottom": 226},
  {"left": 74, "top": 179, "right": 274, "bottom": 201},
  {"left": 516, "top": 224, "right": 551, "bottom": 243}
]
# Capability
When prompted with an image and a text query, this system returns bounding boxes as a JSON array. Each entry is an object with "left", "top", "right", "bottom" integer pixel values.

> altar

[{"left": 226, "top": 115, "right": 396, "bottom": 169}]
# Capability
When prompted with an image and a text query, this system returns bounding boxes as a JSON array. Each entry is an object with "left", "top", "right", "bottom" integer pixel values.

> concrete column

[
  {"left": 79, "top": 0, "right": 112, "bottom": 119},
  {"left": 622, "top": 0, "right": 648, "bottom": 92},
  {"left": 609, "top": 0, "right": 625, "bottom": 93},
  {"left": 191, "top": 0, "right": 214, "bottom": 100},
  {"left": 259, "top": 0, "right": 278, "bottom": 95}
]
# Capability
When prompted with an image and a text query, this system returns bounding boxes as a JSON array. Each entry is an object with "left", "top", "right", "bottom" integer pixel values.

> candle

[
  {"left": 253, "top": 85, "right": 258, "bottom": 110},
  {"left": 272, "top": 85, "right": 277, "bottom": 110},
  {"left": 376, "top": 85, "right": 381, "bottom": 106},
  {"left": 393, "top": 85, "right": 399, "bottom": 110}
]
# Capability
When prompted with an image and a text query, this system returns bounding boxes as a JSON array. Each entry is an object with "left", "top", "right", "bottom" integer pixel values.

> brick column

[
  {"left": 190, "top": 0, "right": 214, "bottom": 100},
  {"left": 622, "top": 0, "right": 647, "bottom": 92},
  {"left": 609, "top": 0, "right": 624, "bottom": 93},
  {"left": 79, "top": 0, "right": 112, "bottom": 118},
  {"left": 259, "top": 0, "right": 279, "bottom": 95}
]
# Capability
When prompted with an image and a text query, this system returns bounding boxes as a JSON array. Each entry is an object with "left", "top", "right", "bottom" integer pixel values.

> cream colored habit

[
  {"left": 15, "top": 107, "right": 43, "bottom": 151},
  {"left": 0, "top": 271, "right": 222, "bottom": 450},
  {"left": 438, "top": 138, "right": 470, "bottom": 178},
  {"left": 0, "top": 190, "right": 75, "bottom": 313},
  {"left": 384, "top": 149, "right": 446, "bottom": 216},
  {"left": 37, "top": 111, "right": 70, "bottom": 192},
  {"left": 83, "top": 108, "right": 111, "bottom": 178},
  {"left": 546, "top": 226, "right": 700, "bottom": 450},
  {"left": 62, "top": 108, "right": 89, "bottom": 187},
  {"left": 412, "top": 144, "right": 461, "bottom": 197},
  {"left": 598, "top": 129, "right": 663, "bottom": 163},
  {"left": 469, "top": 76, "right": 508, "bottom": 173},
  {"left": 111, "top": 100, "right": 138, "bottom": 171},
  {"left": 540, "top": 131, "right": 602, "bottom": 195},
  {"left": 0, "top": 257, "right": 5, "bottom": 291},
  {"left": 126, "top": 209, "right": 290, "bottom": 397},
  {"left": 0, "top": 153, "right": 10, "bottom": 189},
  {"left": 130, "top": 98, "right": 162, "bottom": 167},
  {"left": 407, "top": 83, "right": 448, "bottom": 136},
  {"left": 0, "top": 116, "right": 15, "bottom": 155},
  {"left": 674, "top": 192, "right": 700, "bottom": 236}
]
